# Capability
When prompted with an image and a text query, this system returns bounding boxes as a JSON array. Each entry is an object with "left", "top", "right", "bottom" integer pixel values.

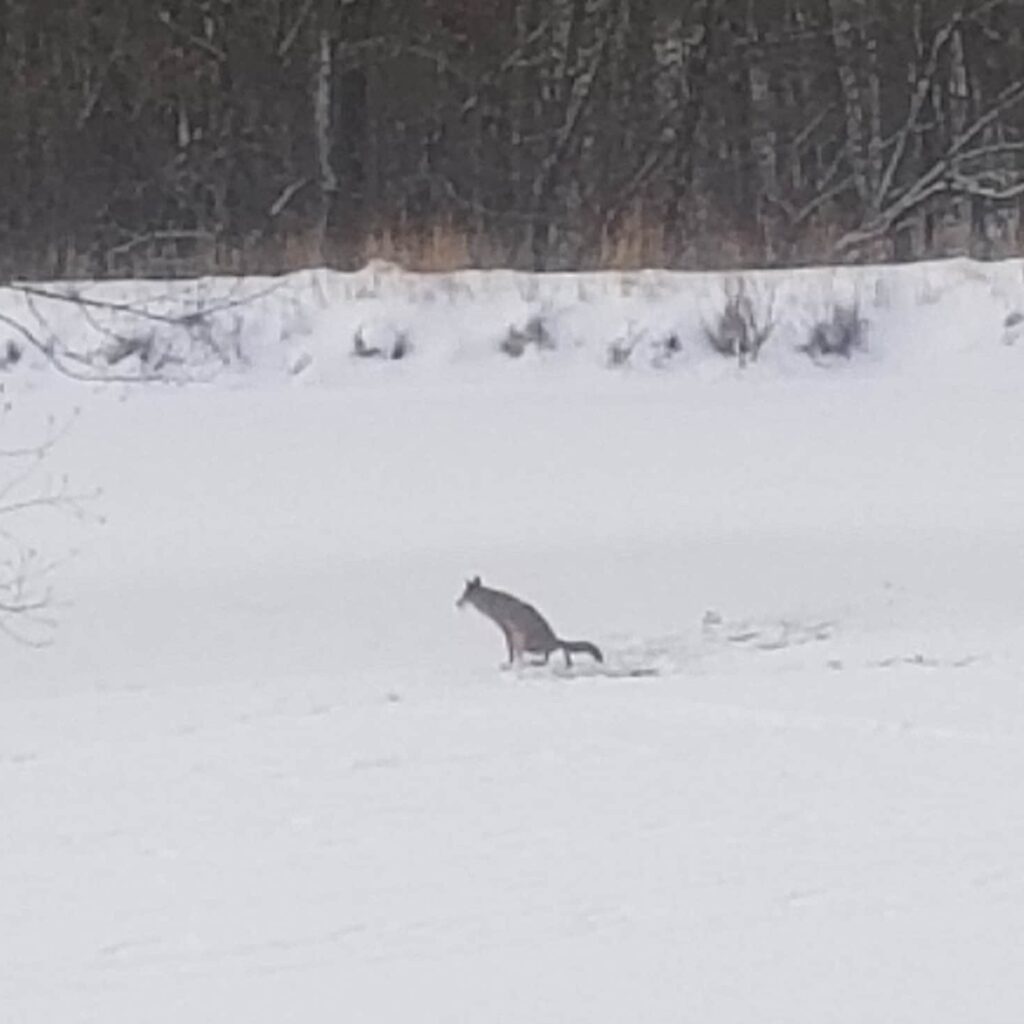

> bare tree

[{"left": 0, "top": 0, "right": 1022, "bottom": 272}]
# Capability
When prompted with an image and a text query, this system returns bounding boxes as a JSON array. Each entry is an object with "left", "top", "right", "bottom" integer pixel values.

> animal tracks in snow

[{"left": 599, "top": 610, "right": 988, "bottom": 682}]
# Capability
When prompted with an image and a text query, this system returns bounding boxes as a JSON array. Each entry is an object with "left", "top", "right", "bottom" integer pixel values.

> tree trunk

[{"left": 314, "top": 26, "right": 338, "bottom": 261}]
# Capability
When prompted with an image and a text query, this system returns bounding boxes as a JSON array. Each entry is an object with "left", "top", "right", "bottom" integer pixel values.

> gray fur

[{"left": 456, "top": 576, "right": 603, "bottom": 668}]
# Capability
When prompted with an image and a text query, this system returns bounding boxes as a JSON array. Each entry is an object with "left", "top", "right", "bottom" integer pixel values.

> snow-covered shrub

[
  {"left": 607, "top": 336, "right": 635, "bottom": 367},
  {"left": 608, "top": 329, "right": 682, "bottom": 368},
  {"left": 1003, "top": 310, "right": 1024, "bottom": 347},
  {"left": 86, "top": 310, "right": 244, "bottom": 374},
  {"left": 500, "top": 314, "right": 553, "bottom": 358},
  {"left": 657, "top": 332, "right": 683, "bottom": 366},
  {"left": 802, "top": 303, "right": 867, "bottom": 360},
  {"left": 0, "top": 340, "right": 22, "bottom": 370},
  {"left": 101, "top": 333, "right": 157, "bottom": 367},
  {"left": 703, "top": 278, "right": 775, "bottom": 366},
  {"left": 353, "top": 325, "right": 411, "bottom": 360}
]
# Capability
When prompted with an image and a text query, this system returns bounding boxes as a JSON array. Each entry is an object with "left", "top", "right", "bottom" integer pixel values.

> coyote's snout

[{"left": 457, "top": 576, "right": 603, "bottom": 668}]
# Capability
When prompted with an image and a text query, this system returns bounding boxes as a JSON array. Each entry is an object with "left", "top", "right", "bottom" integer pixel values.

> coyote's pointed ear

[{"left": 471, "top": 575, "right": 481, "bottom": 587}]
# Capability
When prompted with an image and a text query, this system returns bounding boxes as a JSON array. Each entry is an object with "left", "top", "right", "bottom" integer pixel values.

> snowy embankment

[
  {"left": 4, "top": 259, "right": 1024, "bottom": 1022},
  {"left": 2, "top": 256, "right": 1023, "bottom": 384}
]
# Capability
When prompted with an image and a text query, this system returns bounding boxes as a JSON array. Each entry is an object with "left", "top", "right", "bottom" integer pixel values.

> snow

[
  {"left": 4, "top": 259, "right": 1024, "bottom": 1021},
  {"left": 4, "top": 255, "right": 1024, "bottom": 386}
]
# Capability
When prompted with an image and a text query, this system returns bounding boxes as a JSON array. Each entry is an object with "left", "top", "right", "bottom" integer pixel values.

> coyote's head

[{"left": 456, "top": 576, "right": 482, "bottom": 608}]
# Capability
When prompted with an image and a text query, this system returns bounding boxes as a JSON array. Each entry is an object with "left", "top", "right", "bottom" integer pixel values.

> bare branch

[
  {"left": 0, "top": 420, "right": 92, "bottom": 646},
  {"left": 277, "top": 0, "right": 316, "bottom": 58},
  {"left": 155, "top": 9, "right": 226, "bottom": 63},
  {"left": 12, "top": 284, "right": 197, "bottom": 328},
  {"left": 0, "top": 309, "right": 165, "bottom": 384},
  {"left": 11, "top": 280, "right": 287, "bottom": 327},
  {"left": 530, "top": 6, "right": 617, "bottom": 213},
  {"left": 836, "top": 78, "right": 1024, "bottom": 253},
  {"left": 0, "top": 411, "right": 78, "bottom": 459},
  {"left": 269, "top": 178, "right": 312, "bottom": 218},
  {"left": 874, "top": 9, "right": 962, "bottom": 211},
  {"left": 948, "top": 176, "right": 1024, "bottom": 201}
]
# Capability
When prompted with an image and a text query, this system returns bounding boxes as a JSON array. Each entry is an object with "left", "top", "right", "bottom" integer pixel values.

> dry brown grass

[
  {"left": 595, "top": 208, "right": 668, "bottom": 271},
  {"left": 362, "top": 223, "right": 482, "bottom": 272},
  {"left": 7, "top": 209, "right": 1018, "bottom": 282}
]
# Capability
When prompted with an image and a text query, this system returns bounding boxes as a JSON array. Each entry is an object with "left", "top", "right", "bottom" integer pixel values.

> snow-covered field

[{"left": 4, "top": 259, "right": 1024, "bottom": 1021}]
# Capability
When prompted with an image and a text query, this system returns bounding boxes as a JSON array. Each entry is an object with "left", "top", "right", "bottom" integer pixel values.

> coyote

[{"left": 456, "top": 576, "right": 603, "bottom": 668}]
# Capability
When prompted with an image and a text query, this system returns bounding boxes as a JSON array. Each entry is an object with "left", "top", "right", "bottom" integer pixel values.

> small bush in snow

[
  {"left": 802, "top": 303, "right": 867, "bottom": 360},
  {"left": 703, "top": 279, "right": 775, "bottom": 366},
  {"left": 650, "top": 332, "right": 683, "bottom": 368},
  {"left": 353, "top": 326, "right": 411, "bottom": 360},
  {"left": 0, "top": 340, "right": 22, "bottom": 370},
  {"left": 390, "top": 334, "right": 411, "bottom": 360},
  {"left": 608, "top": 330, "right": 682, "bottom": 368},
  {"left": 607, "top": 322, "right": 643, "bottom": 367},
  {"left": 607, "top": 336, "right": 635, "bottom": 367},
  {"left": 500, "top": 315, "right": 553, "bottom": 358},
  {"left": 1004, "top": 311, "right": 1024, "bottom": 346},
  {"left": 102, "top": 333, "right": 156, "bottom": 367}
]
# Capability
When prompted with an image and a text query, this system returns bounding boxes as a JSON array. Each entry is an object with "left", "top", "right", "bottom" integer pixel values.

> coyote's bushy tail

[{"left": 558, "top": 639, "right": 604, "bottom": 664}]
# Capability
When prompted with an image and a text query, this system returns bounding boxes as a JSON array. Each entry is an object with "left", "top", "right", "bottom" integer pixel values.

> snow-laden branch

[
  {"left": 0, "top": 279, "right": 287, "bottom": 383},
  {"left": 836, "top": 79, "right": 1024, "bottom": 254}
]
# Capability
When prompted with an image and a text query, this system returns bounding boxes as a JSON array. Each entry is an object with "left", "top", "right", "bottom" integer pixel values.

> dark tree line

[{"left": 1, "top": 0, "right": 1023, "bottom": 278}]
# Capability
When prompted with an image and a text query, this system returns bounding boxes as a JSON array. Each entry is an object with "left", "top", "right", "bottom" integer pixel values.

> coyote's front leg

[
  {"left": 501, "top": 628, "right": 529, "bottom": 671},
  {"left": 499, "top": 627, "right": 516, "bottom": 670}
]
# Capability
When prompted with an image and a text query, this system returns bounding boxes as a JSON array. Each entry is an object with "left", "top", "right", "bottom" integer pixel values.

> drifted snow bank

[{"left": 2, "top": 257, "right": 1024, "bottom": 386}]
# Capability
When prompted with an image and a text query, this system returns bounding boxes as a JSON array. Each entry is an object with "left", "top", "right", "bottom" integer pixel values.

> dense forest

[{"left": 1, "top": 0, "right": 1023, "bottom": 277}]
